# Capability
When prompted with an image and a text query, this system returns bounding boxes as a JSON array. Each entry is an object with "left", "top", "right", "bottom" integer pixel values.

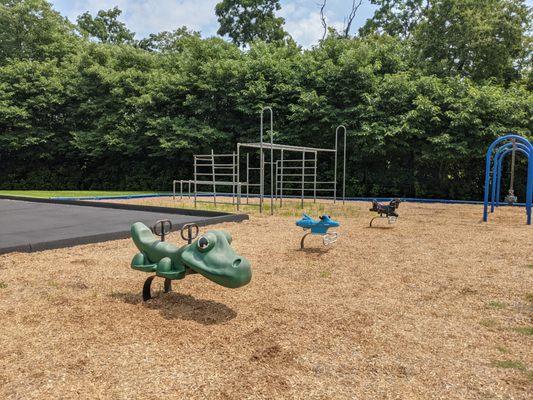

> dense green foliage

[
  {"left": 76, "top": 6, "right": 135, "bottom": 45},
  {"left": 215, "top": 0, "right": 286, "bottom": 47},
  {"left": 0, "top": 0, "right": 531, "bottom": 199}
]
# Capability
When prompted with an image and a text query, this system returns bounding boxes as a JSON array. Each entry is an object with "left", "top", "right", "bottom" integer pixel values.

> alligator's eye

[{"left": 198, "top": 236, "right": 209, "bottom": 250}]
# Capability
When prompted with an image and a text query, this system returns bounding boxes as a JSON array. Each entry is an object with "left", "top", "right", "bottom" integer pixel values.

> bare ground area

[{"left": 0, "top": 201, "right": 532, "bottom": 399}]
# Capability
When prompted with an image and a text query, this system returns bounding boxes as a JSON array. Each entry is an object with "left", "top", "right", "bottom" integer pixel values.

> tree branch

[
  {"left": 319, "top": 0, "right": 327, "bottom": 41},
  {"left": 343, "top": 0, "right": 363, "bottom": 37}
]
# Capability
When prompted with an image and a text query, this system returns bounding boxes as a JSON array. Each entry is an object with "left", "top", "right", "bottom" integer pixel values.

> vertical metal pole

[
  {"left": 211, "top": 149, "right": 217, "bottom": 207},
  {"left": 246, "top": 153, "right": 250, "bottom": 205},
  {"left": 194, "top": 156, "right": 197, "bottom": 208},
  {"left": 509, "top": 139, "right": 516, "bottom": 194},
  {"left": 301, "top": 151, "right": 305, "bottom": 209},
  {"left": 343, "top": 127, "right": 346, "bottom": 205},
  {"left": 237, "top": 182, "right": 241, "bottom": 211},
  {"left": 262, "top": 151, "right": 265, "bottom": 203},
  {"left": 335, "top": 125, "right": 347, "bottom": 205},
  {"left": 313, "top": 151, "right": 317, "bottom": 203},
  {"left": 526, "top": 149, "right": 532, "bottom": 225},
  {"left": 275, "top": 161, "right": 278, "bottom": 202},
  {"left": 483, "top": 145, "right": 493, "bottom": 222},
  {"left": 260, "top": 106, "right": 274, "bottom": 215},
  {"left": 261, "top": 152, "right": 265, "bottom": 208},
  {"left": 180, "top": 181, "right": 183, "bottom": 200},
  {"left": 269, "top": 109, "right": 274, "bottom": 215},
  {"left": 188, "top": 180, "right": 191, "bottom": 199},
  {"left": 260, "top": 110, "right": 264, "bottom": 214},
  {"left": 496, "top": 155, "right": 503, "bottom": 208},
  {"left": 334, "top": 130, "right": 338, "bottom": 204},
  {"left": 280, "top": 149, "right": 284, "bottom": 208},
  {"left": 232, "top": 151, "right": 236, "bottom": 206},
  {"left": 173, "top": 180, "right": 176, "bottom": 201},
  {"left": 492, "top": 150, "right": 503, "bottom": 212},
  {"left": 237, "top": 144, "right": 241, "bottom": 208}
]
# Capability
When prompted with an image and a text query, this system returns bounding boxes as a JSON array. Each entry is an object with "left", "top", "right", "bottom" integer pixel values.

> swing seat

[{"left": 504, "top": 194, "right": 517, "bottom": 204}]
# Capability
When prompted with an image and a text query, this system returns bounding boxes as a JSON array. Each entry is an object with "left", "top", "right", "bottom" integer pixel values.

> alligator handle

[
  {"left": 180, "top": 223, "right": 199, "bottom": 244},
  {"left": 152, "top": 219, "right": 172, "bottom": 242}
]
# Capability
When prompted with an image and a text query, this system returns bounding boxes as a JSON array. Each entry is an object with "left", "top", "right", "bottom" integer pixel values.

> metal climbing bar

[{"left": 174, "top": 107, "right": 350, "bottom": 215}]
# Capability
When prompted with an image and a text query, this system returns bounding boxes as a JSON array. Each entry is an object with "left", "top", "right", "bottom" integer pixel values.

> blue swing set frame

[{"left": 482, "top": 134, "right": 533, "bottom": 225}]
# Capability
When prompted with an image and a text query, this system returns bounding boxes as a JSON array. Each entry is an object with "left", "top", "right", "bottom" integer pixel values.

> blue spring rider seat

[{"left": 296, "top": 214, "right": 340, "bottom": 249}]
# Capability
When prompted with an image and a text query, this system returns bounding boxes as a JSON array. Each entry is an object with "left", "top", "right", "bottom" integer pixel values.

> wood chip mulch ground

[{"left": 0, "top": 201, "right": 531, "bottom": 399}]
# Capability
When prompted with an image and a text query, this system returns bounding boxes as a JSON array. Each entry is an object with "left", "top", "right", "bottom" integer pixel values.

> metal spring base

[
  {"left": 300, "top": 231, "right": 339, "bottom": 249},
  {"left": 142, "top": 276, "right": 172, "bottom": 301},
  {"left": 369, "top": 215, "right": 398, "bottom": 227}
]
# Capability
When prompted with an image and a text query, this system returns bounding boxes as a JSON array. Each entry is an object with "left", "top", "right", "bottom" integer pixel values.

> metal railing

[{"left": 172, "top": 107, "right": 348, "bottom": 214}]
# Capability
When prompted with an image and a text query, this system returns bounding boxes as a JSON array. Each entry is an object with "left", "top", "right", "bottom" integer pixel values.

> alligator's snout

[
  {"left": 229, "top": 256, "right": 252, "bottom": 287},
  {"left": 180, "top": 230, "right": 252, "bottom": 289}
]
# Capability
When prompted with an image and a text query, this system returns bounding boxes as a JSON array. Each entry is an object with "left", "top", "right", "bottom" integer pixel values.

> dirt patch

[{"left": 0, "top": 201, "right": 531, "bottom": 399}]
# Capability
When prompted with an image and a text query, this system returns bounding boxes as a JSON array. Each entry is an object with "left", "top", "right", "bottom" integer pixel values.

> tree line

[{"left": 0, "top": 0, "right": 531, "bottom": 199}]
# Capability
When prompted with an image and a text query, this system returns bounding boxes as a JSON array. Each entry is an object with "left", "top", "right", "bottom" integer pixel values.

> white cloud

[
  {"left": 53, "top": 0, "right": 220, "bottom": 38},
  {"left": 52, "top": 0, "right": 369, "bottom": 47},
  {"left": 121, "top": 0, "right": 219, "bottom": 37},
  {"left": 280, "top": 2, "right": 344, "bottom": 48}
]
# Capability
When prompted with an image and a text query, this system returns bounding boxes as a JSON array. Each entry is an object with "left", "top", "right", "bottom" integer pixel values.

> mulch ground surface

[{"left": 0, "top": 201, "right": 531, "bottom": 399}]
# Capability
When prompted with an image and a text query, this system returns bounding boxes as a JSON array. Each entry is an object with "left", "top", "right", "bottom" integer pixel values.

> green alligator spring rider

[{"left": 130, "top": 220, "right": 252, "bottom": 301}]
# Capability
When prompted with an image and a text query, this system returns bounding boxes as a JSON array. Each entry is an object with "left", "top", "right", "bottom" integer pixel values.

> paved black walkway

[{"left": 0, "top": 196, "right": 247, "bottom": 254}]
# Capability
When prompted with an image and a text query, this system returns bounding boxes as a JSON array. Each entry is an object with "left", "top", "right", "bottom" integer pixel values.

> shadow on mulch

[
  {"left": 110, "top": 291, "right": 237, "bottom": 325},
  {"left": 366, "top": 225, "right": 395, "bottom": 230},
  {"left": 298, "top": 247, "right": 331, "bottom": 255}
]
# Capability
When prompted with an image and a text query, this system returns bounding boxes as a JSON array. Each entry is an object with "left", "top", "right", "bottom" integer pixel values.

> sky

[{"left": 50, "top": 0, "right": 379, "bottom": 48}]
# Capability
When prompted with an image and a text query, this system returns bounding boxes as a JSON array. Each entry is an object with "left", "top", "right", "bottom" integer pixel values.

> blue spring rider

[{"left": 296, "top": 214, "right": 340, "bottom": 249}]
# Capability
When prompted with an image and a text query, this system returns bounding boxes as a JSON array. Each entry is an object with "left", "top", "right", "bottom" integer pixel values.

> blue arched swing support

[{"left": 482, "top": 134, "right": 533, "bottom": 225}]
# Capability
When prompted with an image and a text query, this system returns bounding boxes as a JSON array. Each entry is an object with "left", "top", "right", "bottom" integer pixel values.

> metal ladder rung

[
  {"left": 191, "top": 181, "right": 239, "bottom": 186},
  {"left": 194, "top": 173, "right": 236, "bottom": 176},
  {"left": 194, "top": 164, "right": 235, "bottom": 168},
  {"left": 277, "top": 174, "right": 316, "bottom": 177},
  {"left": 277, "top": 159, "right": 316, "bottom": 163},
  {"left": 195, "top": 154, "right": 236, "bottom": 158}
]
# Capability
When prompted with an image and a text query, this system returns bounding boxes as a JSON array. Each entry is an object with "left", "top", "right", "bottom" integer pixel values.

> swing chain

[{"left": 505, "top": 139, "right": 518, "bottom": 204}]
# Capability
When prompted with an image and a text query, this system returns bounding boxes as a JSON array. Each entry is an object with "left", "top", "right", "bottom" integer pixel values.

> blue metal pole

[
  {"left": 491, "top": 144, "right": 530, "bottom": 211},
  {"left": 482, "top": 145, "right": 493, "bottom": 222},
  {"left": 483, "top": 134, "right": 532, "bottom": 223},
  {"left": 491, "top": 153, "right": 502, "bottom": 212},
  {"left": 491, "top": 144, "right": 513, "bottom": 211},
  {"left": 495, "top": 154, "right": 503, "bottom": 210},
  {"left": 526, "top": 152, "right": 533, "bottom": 225},
  {"left": 491, "top": 145, "right": 509, "bottom": 211}
]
